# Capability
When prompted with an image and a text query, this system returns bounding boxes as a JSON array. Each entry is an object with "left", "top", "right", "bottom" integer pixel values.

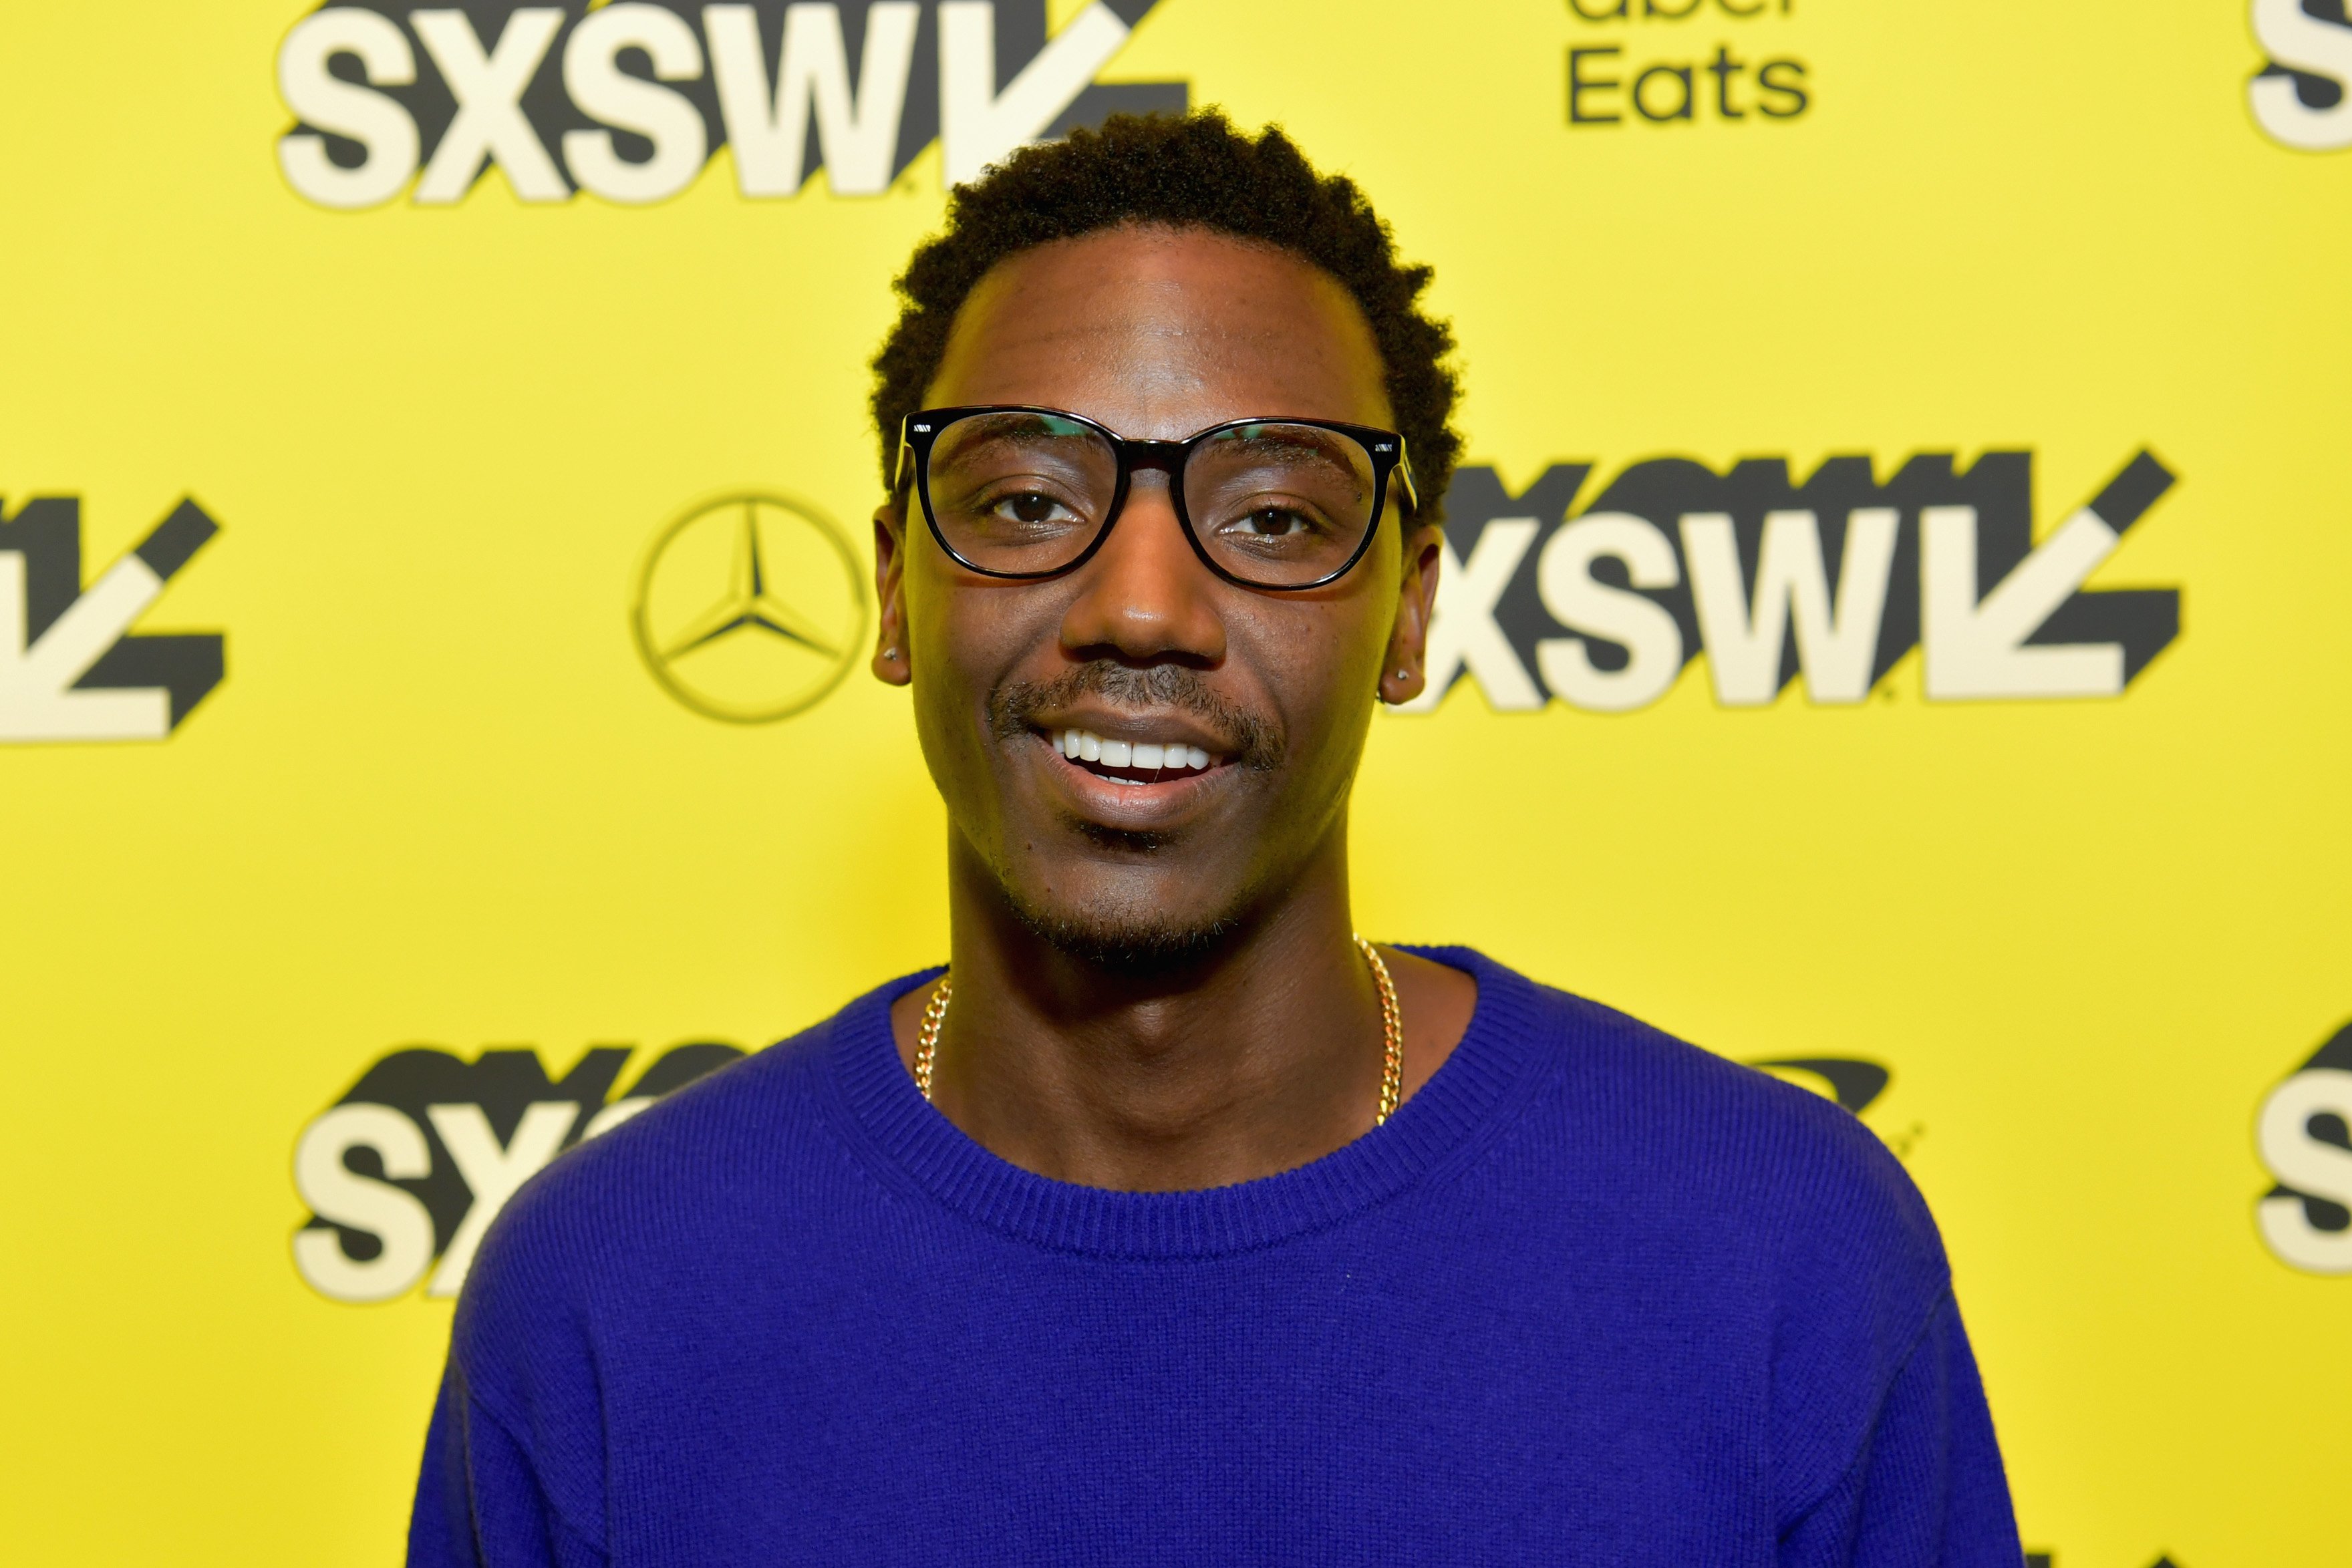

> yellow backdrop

[{"left": 2, "top": 3, "right": 2345, "bottom": 1565}]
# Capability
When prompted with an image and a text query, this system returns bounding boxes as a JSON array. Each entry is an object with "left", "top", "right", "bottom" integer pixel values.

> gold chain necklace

[{"left": 915, "top": 934, "right": 1405, "bottom": 1126}]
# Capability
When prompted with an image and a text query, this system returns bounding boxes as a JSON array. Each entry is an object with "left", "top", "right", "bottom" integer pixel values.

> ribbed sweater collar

[{"left": 825, "top": 946, "right": 1548, "bottom": 1259}]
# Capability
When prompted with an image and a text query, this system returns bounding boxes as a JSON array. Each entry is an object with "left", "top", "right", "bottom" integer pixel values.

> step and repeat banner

[{"left": 1, "top": 2, "right": 2345, "bottom": 1564}]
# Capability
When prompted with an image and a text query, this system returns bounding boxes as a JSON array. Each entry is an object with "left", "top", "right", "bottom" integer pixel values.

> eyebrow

[
  {"left": 929, "top": 417, "right": 1104, "bottom": 468},
  {"left": 1202, "top": 428, "right": 1368, "bottom": 484},
  {"left": 949, "top": 413, "right": 1094, "bottom": 444}
]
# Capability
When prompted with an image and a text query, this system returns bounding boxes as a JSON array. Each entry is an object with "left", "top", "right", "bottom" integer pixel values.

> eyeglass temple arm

[{"left": 1393, "top": 436, "right": 1420, "bottom": 514}]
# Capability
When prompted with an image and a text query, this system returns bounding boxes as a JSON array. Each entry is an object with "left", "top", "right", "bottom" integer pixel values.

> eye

[
  {"left": 992, "top": 492, "right": 1074, "bottom": 526},
  {"left": 1231, "top": 506, "right": 1312, "bottom": 537}
]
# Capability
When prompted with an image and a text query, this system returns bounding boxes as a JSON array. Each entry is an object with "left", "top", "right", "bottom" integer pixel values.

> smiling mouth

[{"left": 1046, "top": 727, "right": 1221, "bottom": 786}]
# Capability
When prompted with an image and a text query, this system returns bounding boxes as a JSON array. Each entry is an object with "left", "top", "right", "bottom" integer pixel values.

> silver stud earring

[{"left": 884, "top": 647, "right": 899, "bottom": 661}]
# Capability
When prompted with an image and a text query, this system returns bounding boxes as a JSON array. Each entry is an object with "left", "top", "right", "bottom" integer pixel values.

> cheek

[
  {"left": 904, "top": 564, "right": 1064, "bottom": 732},
  {"left": 1316, "top": 554, "right": 1408, "bottom": 676},
  {"left": 1235, "top": 592, "right": 1392, "bottom": 748},
  {"left": 902, "top": 572, "right": 992, "bottom": 776},
  {"left": 908, "top": 543, "right": 991, "bottom": 670}
]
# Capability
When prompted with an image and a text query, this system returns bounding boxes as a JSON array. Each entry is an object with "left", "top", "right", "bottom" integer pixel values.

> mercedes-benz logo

[{"left": 631, "top": 492, "right": 869, "bottom": 724}]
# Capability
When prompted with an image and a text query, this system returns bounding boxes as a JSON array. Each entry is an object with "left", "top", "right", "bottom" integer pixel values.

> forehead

[{"left": 922, "top": 226, "right": 1393, "bottom": 442}]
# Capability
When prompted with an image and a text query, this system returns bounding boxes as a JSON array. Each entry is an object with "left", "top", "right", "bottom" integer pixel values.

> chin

[{"left": 999, "top": 877, "right": 1248, "bottom": 975}]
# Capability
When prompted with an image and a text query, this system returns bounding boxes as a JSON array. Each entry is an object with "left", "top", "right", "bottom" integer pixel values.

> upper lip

[{"left": 1024, "top": 704, "right": 1238, "bottom": 760}]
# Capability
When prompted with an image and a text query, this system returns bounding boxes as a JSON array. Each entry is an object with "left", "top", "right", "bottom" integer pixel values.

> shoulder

[
  {"left": 1449, "top": 949, "right": 1942, "bottom": 1275},
  {"left": 448, "top": 974, "right": 925, "bottom": 1375},
  {"left": 482, "top": 1011, "right": 835, "bottom": 1254},
  {"left": 1441, "top": 951, "right": 1958, "bottom": 1511}
]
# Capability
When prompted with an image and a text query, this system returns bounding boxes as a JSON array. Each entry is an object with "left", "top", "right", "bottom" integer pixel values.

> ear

[
  {"left": 871, "top": 502, "right": 911, "bottom": 687},
  {"left": 1378, "top": 520, "right": 1445, "bottom": 706}
]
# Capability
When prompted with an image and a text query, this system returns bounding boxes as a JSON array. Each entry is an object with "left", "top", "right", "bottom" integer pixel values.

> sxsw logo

[
  {"left": 1, "top": 496, "right": 225, "bottom": 744},
  {"left": 2250, "top": 0, "right": 2352, "bottom": 150},
  {"left": 2254, "top": 1020, "right": 2352, "bottom": 1275},
  {"left": 275, "top": 1, "right": 1182, "bottom": 209},
  {"left": 292, "top": 1039, "right": 742, "bottom": 1301},
  {"left": 1403, "top": 449, "right": 2179, "bottom": 715}
]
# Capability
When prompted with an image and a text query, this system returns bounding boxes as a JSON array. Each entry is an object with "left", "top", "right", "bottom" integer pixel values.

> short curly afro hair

[{"left": 869, "top": 110, "right": 1463, "bottom": 525}]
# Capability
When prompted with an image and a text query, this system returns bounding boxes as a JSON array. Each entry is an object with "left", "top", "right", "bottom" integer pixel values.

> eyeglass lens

[{"left": 923, "top": 412, "right": 1380, "bottom": 587}]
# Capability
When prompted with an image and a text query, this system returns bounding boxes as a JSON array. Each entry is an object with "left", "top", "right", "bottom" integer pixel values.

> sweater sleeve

[
  {"left": 1777, "top": 1293, "right": 2022, "bottom": 1568},
  {"left": 408, "top": 1364, "right": 608, "bottom": 1568}
]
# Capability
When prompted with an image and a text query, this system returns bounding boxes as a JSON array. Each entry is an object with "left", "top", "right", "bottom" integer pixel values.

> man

[{"left": 412, "top": 112, "right": 2021, "bottom": 1566}]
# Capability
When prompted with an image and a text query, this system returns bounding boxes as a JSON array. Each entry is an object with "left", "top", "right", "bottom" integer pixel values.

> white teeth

[{"left": 1051, "top": 728, "right": 1214, "bottom": 771}]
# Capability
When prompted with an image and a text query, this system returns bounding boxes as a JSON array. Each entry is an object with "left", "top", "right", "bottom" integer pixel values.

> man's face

[{"left": 873, "top": 225, "right": 1440, "bottom": 963}]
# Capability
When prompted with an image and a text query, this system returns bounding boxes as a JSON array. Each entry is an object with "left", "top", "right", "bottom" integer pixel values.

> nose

[{"left": 1057, "top": 473, "right": 1228, "bottom": 667}]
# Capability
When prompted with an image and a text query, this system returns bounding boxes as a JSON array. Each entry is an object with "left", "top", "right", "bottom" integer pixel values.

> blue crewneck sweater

[{"left": 410, "top": 949, "right": 2020, "bottom": 1567}]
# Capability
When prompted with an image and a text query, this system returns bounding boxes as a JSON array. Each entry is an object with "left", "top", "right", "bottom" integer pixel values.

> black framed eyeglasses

[{"left": 897, "top": 406, "right": 1418, "bottom": 591}]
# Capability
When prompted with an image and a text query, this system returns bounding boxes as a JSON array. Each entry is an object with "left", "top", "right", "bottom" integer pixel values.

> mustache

[{"left": 990, "top": 662, "right": 1280, "bottom": 770}]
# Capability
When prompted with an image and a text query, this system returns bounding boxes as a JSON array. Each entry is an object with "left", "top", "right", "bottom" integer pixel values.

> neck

[{"left": 904, "top": 827, "right": 1390, "bottom": 1192}]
